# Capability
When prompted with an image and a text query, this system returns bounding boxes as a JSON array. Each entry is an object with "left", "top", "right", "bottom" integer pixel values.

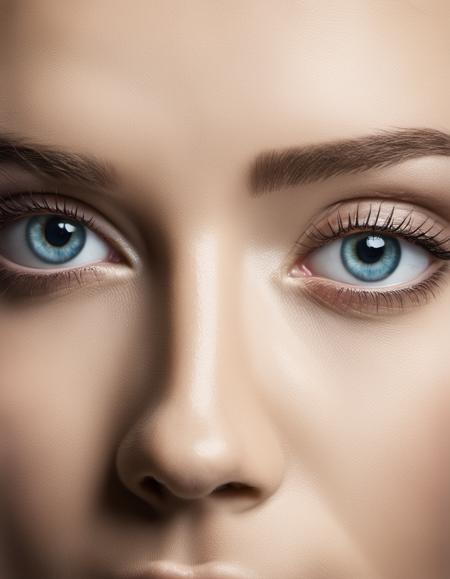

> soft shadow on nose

[{"left": 114, "top": 230, "right": 285, "bottom": 517}]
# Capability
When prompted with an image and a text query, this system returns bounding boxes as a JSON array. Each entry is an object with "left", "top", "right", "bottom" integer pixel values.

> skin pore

[{"left": 0, "top": 1, "right": 449, "bottom": 578}]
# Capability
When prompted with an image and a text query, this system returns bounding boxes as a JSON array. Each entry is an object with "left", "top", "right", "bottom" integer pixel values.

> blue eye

[
  {"left": 340, "top": 233, "right": 401, "bottom": 282},
  {"left": 0, "top": 213, "right": 111, "bottom": 270},
  {"left": 305, "top": 231, "right": 432, "bottom": 287},
  {"left": 26, "top": 215, "right": 87, "bottom": 264}
]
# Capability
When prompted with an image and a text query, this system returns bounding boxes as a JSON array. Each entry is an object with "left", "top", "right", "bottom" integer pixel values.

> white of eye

[
  {"left": 305, "top": 235, "right": 432, "bottom": 287},
  {"left": 0, "top": 215, "right": 110, "bottom": 269}
]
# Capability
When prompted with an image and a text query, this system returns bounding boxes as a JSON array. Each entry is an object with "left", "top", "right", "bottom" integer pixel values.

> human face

[{"left": 0, "top": 2, "right": 449, "bottom": 578}]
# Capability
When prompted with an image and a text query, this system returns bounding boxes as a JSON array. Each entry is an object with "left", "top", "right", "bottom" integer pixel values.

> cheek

[
  {"left": 363, "top": 391, "right": 448, "bottom": 577},
  {"left": 259, "top": 285, "right": 450, "bottom": 577},
  {"left": 311, "top": 348, "right": 450, "bottom": 578},
  {"left": 0, "top": 286, "right": 146, "bottom": 559}
]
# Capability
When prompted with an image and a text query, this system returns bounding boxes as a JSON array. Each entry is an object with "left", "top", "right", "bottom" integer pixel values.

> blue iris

[
  {"left": 26, "top": 215, "right": 86, "bottom": 264},
  {"left": 341, "top": 233, "right": 401, "bottom": 282}
]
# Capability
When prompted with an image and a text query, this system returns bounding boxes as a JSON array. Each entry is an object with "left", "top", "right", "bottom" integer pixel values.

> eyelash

[
  {"left": 0, "top": 191, "right": 96, "bottom": 230},
  {"left": 0, "top": 192, "right": 118, "bottom": 297},
  {"left": 290, "top": 201, "right": 450, "bottom": 315},
  {"left": 296, "top": 202, "right": 450, "bottom": 259}
]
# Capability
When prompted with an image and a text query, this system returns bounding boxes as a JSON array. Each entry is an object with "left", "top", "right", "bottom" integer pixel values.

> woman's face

[{"left": 0, "top": 2, "right": 449, "bottom": 578}]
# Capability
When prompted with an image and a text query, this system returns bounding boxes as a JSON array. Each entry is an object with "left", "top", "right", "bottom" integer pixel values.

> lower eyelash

[
  {"left": 0, "top": 263, "right": 105, "bottom": 300},
  {"left": 295, "top": 263, "right": 450, "bottom": 317}
]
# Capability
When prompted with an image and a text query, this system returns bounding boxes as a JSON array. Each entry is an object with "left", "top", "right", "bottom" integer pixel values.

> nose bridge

[
  {"left": 169, "top": 227, "right": 236, "bottom": 415},
  {"left": 157, "top": 226, "right": 249, "bottom": 468}
]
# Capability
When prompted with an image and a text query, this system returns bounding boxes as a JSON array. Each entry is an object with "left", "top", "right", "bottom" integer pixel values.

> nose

[{"left": 115, "top": 230, "right": 284, "bottom": 514}]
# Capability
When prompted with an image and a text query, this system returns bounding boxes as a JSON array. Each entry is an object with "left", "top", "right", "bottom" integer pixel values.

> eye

[
  {"left": 0, "top": 214, "right": 112, "bottom": 269},
  {"left": 303, "top": 232, "right": 432, "bottom": 287},
  {"left": 288, "top": 200, "right": 450, "bottom": 315}
]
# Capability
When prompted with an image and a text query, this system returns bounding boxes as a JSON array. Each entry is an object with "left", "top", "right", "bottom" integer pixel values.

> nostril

[
  {"left": 215, "top": 482, "right": 246, "bottom": 492},
  {"left": 139, "top": 478, "right": 259, "bottom": 506},
  {"left": 140, "top": 476, "right": 167, "bottom": 503},
  {"left": 212, "top": 482, "right": 264, "bottom": 506}
]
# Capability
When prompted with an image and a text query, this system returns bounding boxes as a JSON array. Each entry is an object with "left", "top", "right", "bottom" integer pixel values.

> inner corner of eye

[{"left": 289, "top": 260, "right": 313, "bottom": 278}]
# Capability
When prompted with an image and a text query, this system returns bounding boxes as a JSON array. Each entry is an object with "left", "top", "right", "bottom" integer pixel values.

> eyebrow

[
  {"left": 1, "top": 127, "right": 449, "bottom": 198},
  {"left": 249, "top": 127, "right": 450, "bottom": 196},
  {"left": 0, "top": 132, "right": 115, "bottom": 189}
]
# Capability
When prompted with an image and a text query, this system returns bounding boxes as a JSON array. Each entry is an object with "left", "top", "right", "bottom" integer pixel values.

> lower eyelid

[
  {"left": 284, "top": 261, "right": 450, "bottom": 317},
  {"left": 0, "top": 258, "right": 135, "bottom": 300}
]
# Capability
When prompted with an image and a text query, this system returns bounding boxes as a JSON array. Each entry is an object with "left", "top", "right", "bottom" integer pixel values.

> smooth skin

[{"left": 0, "top": 2, "right": 449, "bottom": 578}]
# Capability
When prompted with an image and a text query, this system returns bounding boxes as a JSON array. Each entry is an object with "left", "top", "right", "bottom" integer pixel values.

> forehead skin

[
  {"left": 1, "top": 0, "right": 449, "bottom": 199},
  {"left": 0, "top": 2, "right": 449, "bottom": 579}
]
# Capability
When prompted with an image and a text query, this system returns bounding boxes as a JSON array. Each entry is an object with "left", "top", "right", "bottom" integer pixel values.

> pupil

[
  {"left": 355, "top": 235, "right": 385, "bottom": 264},
  {"left": 44, "top": 217, "right": 76, "bottom": 247}
]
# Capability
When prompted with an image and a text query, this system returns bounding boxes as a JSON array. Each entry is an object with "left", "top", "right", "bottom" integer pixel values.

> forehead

[{"left": 0, "top": 1, "right": 449, "bottom": 193}]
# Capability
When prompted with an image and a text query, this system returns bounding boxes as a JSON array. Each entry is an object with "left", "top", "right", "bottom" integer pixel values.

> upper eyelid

[{"left": 295, "top": 200, "right": 450, "bottom": 259}]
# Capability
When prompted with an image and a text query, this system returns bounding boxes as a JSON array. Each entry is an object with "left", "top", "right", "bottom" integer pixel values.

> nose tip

[
  {"left": 153, "top": 430, "right": 235, "bottom": 491},
  {"left": 115, "top": 405, "right": 283, "bottom": 514}
]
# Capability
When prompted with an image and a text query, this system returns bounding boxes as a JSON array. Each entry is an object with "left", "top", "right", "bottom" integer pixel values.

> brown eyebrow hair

[
  {"left": 249, "top": 127, "right": 450, "bottom": 196},
  {"left": 0, "top": 132, "right": 115, "bottom": 189},
  {"left": 1, "top": 127, "right": 449, "bottom": 197}
]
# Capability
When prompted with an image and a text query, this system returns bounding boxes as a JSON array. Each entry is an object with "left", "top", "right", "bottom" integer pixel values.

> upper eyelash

[
  {"left": 0, "top": 191, "right": 97, "bottom": 231},
  {"left": 296, "top": 201, "right": 450, "bottom": 260}
]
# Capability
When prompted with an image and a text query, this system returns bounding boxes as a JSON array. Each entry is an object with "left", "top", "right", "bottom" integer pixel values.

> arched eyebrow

[
  {"left": 0, "top": 132, "right": 116, "bottom": 189},
  {"left": 248, "top": 127, "right": 450, "bottom": 196}
]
